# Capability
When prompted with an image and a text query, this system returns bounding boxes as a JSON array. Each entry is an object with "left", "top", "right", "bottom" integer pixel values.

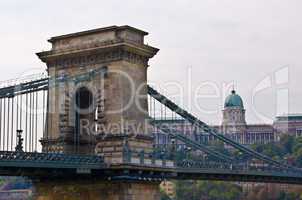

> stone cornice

[
  {"left": 37, "top": 40, "right": 159, "bottom": 68},
  {"left": 48, "top": 25, "right": 148, "bottom": 43}
]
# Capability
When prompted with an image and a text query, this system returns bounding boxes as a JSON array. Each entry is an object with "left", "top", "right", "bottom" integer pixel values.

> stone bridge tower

[
  {"left": 37, "top": 25, "right": 159, "bottom": 160},
  {"left": 36, "top": 25, "right": 160, "bottom": 200}
]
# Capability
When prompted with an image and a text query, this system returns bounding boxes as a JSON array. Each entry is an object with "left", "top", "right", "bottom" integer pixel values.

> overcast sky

[{"left": 0, "top": 0, "right": 301, "bottom": 124}]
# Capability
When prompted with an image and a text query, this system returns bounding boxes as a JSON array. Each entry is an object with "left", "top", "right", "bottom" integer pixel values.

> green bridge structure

[{"left": 0, "top": 25, "right": 301, "bottom": 199}]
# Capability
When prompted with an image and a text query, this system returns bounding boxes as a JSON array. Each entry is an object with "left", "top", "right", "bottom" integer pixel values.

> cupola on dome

[{"left": 224, "top": 90, "right": 244, "bottom": 108}]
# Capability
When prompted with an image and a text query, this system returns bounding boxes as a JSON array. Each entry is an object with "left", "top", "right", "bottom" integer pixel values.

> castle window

[{"left": 296, "top": 129, "right": 302, "bottom": 137}]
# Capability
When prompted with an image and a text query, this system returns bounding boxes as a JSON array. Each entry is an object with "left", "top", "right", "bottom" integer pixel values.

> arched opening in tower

[
  {"left": 76, "top": 87, "right": 93, "bottom": 109},
  {"left": 74, "top": 87, "right": 94, "bottom": 153}
]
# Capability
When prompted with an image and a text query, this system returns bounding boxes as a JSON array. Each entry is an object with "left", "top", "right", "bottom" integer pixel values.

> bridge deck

[{"left": 0, "top": 151, "right": 301, "bottom": 184}]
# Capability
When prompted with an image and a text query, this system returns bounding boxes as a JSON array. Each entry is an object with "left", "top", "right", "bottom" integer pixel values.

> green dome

[{"left": 224, "top": 90, "right": 244, "bottom": 108}]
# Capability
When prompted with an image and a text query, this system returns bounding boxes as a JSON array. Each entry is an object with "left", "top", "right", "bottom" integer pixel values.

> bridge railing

[
  {"left": 0, "top": 150, "right": 104, "bottom": 169},
  {"left": 120, "top": 143, "right": 302, "bottom": 178}
]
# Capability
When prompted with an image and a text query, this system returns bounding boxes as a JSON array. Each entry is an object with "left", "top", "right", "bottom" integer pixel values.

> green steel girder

[
  {"left": 0, "top": 78, "right": 48, "bottom": 98},
  {"left": 150, "top": 119, "right": 234, "bottom": 162},
  {"left": 0, "top": 66, "right": 108, "bottom": 99}
]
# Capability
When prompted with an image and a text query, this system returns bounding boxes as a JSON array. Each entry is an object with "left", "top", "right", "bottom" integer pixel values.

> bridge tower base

[{"left": 33, "top": 181, "right": 160, "bottom": 200}]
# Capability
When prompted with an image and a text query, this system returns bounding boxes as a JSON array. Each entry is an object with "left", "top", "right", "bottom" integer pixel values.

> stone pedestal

[
  {"left": 95, "top": 134, "right": 154, "bottom": 164},
  {"left": 33, "top": 181, "right": 160, "bottom": 200}
]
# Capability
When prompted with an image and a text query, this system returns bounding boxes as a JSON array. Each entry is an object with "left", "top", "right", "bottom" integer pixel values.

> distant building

[
  {"left": 274, "top": 114, "right": 302, "bottom": 138},
  {"left": 214, "top": 89, "right": 275, "bottom": 145},
  {"left": 154, "top": 90, "right": 302, "bottom": 146}
]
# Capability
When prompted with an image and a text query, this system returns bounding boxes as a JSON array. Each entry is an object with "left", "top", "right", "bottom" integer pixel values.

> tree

[
  {"left": 293, "top": 148, "right": 302, "bottom": 167},
  {"left": 160, "top": 190, "right": 171, "bottom": 200},
  {"left": 277, "top": 191, "right": 300, "bottom": 200},
  {"left": 280, "top": 135, "right": 295, "bottom": 154},
  {"left": 174, "top": 181, "right": 242, "bottom": 200}
]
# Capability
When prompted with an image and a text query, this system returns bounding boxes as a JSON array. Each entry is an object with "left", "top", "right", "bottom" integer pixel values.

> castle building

[
  {"left": 154, "top": 90, "right": 302, "bottom": 146},
  {"left": 215, "top": 89, "right": 275, "bottom": 145}
]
